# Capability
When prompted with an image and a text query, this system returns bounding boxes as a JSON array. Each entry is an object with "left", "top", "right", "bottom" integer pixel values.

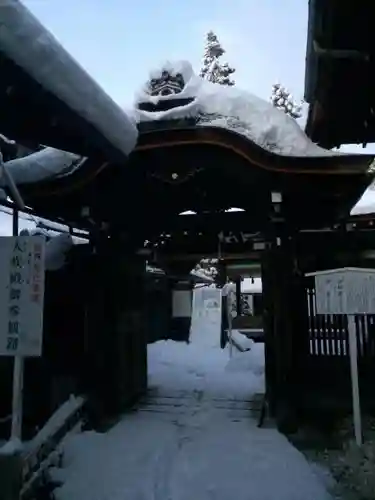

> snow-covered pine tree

[
  {"left": 270, "top": 83, "right": 302, "bottom": 119},
  {"left": 200, "top": 31, "right": 235, "bottom": 86}
]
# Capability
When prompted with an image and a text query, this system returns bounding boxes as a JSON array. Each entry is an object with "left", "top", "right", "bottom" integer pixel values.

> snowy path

[{"left": 53, "top": 318, "right": 332, "bottom": 500}]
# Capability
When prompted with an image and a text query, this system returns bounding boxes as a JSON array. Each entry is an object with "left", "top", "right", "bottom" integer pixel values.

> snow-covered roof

[
  {"left": 146, "top": 265, "right": 213, "bottom": 283},
  {"left": 132, "top": 61, "right": 339, "bottom": 158},
  {"left": 0, "top": 147, "right": 83, "bottom": 186},
  {"left": 0, "top": 1, "right": 137, "bottom": 158},
  {"left": 190, "top": 268, "right": 214, "bottom": 283}
]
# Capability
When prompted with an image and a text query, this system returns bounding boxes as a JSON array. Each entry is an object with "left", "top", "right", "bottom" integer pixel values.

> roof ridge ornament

[
  {"left": 137, "top": 68, "right": 195, "bottom": 113},
  {"left": 147, "top": 70, "right": 185, "bottom": 97}
]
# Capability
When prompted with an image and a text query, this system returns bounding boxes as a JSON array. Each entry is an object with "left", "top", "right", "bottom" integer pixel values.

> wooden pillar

[
  {"left": 261, "top": 247, "right": 277, "bottom": 416},
  {"left": 169, "top": 280, "right": 193, "bottom": 343},
  {"left": 86, "top": 236, "right": 147, "bottom": 423},
  {"left": 265, "top": 236, "right": 309, "bottom": 433},
  {"left": 235, "top": 277, "right": 242, "bottom": 316},
  {"left": 113, "top": 248, "right": 148, "bottom": 411},
  {"left": 262, "top": 189, "right": 309, "bottom": 432}
]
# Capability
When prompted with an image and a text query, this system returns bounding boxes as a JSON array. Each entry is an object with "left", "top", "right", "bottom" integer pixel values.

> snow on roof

[
  {"left": 0, "top": 147, "right": 82, "bottom": 185},
  {"left": 0, "top": 1, "right": 137, "bottom": 158},
  {"left": 132, "top": 60, "right": 337, "bottom": 158},
  {"left": 146, "top": 264, "right": 214, "bottom": 283},
  {"left": 190, "top": 268, "right": 214, "bottom": 283},
  {"left": 306, "top": 267, "right": 375, "bottom": 277}
]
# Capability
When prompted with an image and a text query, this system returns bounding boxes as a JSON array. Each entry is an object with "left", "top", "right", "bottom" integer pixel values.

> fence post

[{"left": 0, "top": 452, "right": 22, "bottom": 500}]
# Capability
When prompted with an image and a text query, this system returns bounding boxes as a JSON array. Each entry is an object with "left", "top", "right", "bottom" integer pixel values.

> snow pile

[
  {"left": 44, "top": 233, "right": 74, "bottom": 271},
  {"left": 0, "top": 438, "right": 23, "bottom": 455},
  {"left": 150, "top": 295, "right": 265, "bottom": 398},
  {"left": 133, "top": 60, "right": 336, "bottom": 157},
  {"left": 193, "top": 257, "right": 218, "bottom": 280},
  {"left": 226, "top": 337, "right": 264, "bottom": 376},
  {"left": 20, "top": 229, "right": 74, "bottom": 270},
  {"left": 0, "top": 147, "right": 82, "bottom": 186},
  {"left": 190, "top": 268, "right": 214, "bottom": 282},
  {"left": 25, "top": 396, "right": 84, "bottom": 455},
  {"left": 229, "top": 330, "right": 258, "bottom": 353}
]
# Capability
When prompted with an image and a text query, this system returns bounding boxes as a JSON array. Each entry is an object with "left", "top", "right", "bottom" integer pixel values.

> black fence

[
  {"left": 302, "top": 286, "right": 375, "bottom": 410},
  {"left": 306, "top": 287, "right": 375, "bottom": 359}
]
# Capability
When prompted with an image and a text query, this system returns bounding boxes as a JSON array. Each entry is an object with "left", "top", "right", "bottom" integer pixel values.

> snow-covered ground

[{"left": 51, "top": 300, "right": 333, "bottom": 500}]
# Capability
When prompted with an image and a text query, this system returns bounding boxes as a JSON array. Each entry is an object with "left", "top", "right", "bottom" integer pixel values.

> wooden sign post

[
  {"left": 0, "top": 234, "right": 46, "bottom": 441},
  {"left": 306, "top": 267, "right": 375, "bottom": 447}
]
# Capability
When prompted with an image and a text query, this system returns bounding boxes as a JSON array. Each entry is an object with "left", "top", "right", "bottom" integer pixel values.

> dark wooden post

[
  {"left": 85, "top": 234, "right": 147, "bottom": 424},
  {"left": 262, "top": 191, "right": 310, "bottom": 432},
  {"left": 261, "top": 245, "right": 277, "bottom": 416},
  {"left": 235, "top": 277, "right": 242, "bottom": 316},
  {"left": 267, "top": 236, "right": 309, "bottom": 433},
  {"left": 114, "top": 248, "right": 148, "bottom": 410}
]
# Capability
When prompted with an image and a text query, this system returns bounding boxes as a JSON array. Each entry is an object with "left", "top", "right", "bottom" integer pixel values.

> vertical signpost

[
  {"left": 0, "top": 154, "right": 45, "bottom": 443},
  {"left": 0, "top": 232, "right": 45, "bottom": 441},
  {"left": 306, "top": 267, "right": 375, "bottom": 447}
]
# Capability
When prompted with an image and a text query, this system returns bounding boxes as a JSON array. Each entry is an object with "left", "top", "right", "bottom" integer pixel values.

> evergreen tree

[
  {"left": 200, "top": 31, "right": 235, "bottom": 86},
  {"left": 270, "top": 82, "right": 302, "bottom": 119}
]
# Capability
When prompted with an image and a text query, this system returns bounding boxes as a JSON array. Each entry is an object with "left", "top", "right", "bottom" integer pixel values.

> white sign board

[
  {"left": 172, "top": 290, "right": 192, "bottom": 318},
  {"left": 307, "top": 267, "right": 375, "bottom": 315},
  {"left": 0, "top": 236, "right": 45, "bottom": 357}
]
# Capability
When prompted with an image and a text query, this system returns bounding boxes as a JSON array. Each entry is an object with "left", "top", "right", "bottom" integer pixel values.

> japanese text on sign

[
  {"left": 0, "top": 236, "right": 45, "bottom": 357},
  {"left": 6, "top": 238, "right": 27, "bottom": 353}
]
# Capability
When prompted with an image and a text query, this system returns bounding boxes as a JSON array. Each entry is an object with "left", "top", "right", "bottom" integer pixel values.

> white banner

[{"left": 0, "top": 236, "right": 45, "bottom": 356}]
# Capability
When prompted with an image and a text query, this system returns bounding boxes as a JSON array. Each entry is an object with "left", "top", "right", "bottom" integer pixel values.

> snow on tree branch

[
  {"left": 270, "top": 83, "right": 303, "bottom": 120},
  {"left": 200, "top": 31, "right": 235, "bottom": 86}
]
